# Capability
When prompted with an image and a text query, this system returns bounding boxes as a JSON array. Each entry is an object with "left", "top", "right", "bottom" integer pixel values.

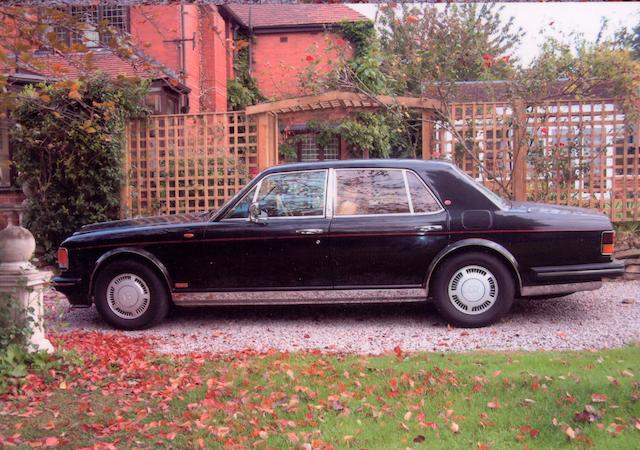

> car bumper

[
  {"left": 51, "top": 276, "right": 90, "bottom": 307},
  {"left": 530, "top": 260, "right": 625, "bottom": 282},
  {"left": 520, "top": 260, "right": 625, "bottom": 297}
]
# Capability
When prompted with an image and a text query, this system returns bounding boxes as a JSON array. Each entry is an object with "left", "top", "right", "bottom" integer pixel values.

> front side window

[
  {"left": 225, "top": 170, "right": 327, "bottom": 219},
  {"left": 335, "top": 169, "right": 410, "bottom": 216},
  {"left": 257, "top": 171, "right": 327, "bottom": 217},
  {"left": 225, "top": 185, "right": 257, "bottom": 219}
]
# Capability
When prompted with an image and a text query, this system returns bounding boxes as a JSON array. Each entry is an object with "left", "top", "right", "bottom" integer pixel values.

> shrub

[{"left": 11, "top": 74, "right": 149, "bottom": 263}]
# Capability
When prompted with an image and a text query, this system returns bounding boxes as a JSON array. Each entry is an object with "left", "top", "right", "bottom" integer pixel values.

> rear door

[{"left": 329, "top": 168, "right": 449, "bottom": 288}]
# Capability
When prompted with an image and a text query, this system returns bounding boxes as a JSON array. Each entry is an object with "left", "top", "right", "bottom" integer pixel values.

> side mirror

[{"left": 249, "top": 202, "right": 268, "bottom": 225}]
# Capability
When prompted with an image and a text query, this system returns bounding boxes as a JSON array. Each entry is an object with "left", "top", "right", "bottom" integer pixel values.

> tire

[
  {"left": 94, "top": 259, "right": 170, "bottom": 330},
  {"left": 431, "top": 251, "right": 515, "bottom": 328}
]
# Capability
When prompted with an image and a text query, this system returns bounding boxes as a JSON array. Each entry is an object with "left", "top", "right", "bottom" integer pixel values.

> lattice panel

[
  {"left": 432, "top": 100, "right": 639, "bottom": 222},
  {"left": 434, "top": 102, "right": 515, "bottom": 194},
  {"left": 524, "top": 100, "right": 639, "bottom": 222},
  {"left": 125, "top": 112, "right": 258, "bottom": 217}
]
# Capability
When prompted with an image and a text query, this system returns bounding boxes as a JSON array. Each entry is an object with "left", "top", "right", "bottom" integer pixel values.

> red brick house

[{"left": 221, "top": 4, "right": 365, "bottom": 100}]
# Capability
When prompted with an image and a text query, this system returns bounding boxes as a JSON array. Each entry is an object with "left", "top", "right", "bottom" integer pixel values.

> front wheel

[
  {"left": 432, "top": 252, "right": 515, "bottom": 327},
  {"left": 94, "top": 260, "right": 170, "bottom": 330}
]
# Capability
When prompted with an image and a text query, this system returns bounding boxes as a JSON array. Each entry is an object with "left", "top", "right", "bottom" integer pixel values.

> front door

[
  {"left": 330, "top": 168, "right": 449, "bottom": 288},
  {"left": 199, "top": 169, "right": 331, "bottom": 290}
]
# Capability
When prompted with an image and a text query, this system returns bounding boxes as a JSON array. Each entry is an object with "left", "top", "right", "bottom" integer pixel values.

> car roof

[{"left": 261, "top": 159, "right": 456, "bottom": 174}]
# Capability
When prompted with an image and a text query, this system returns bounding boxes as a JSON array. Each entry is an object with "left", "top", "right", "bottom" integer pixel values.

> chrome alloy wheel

[
  {"left": 447, "top": 265, "right": 498, "bottom": 315},
  {"left": 106, "top": 273, "right": 151, "bottom": 320}
]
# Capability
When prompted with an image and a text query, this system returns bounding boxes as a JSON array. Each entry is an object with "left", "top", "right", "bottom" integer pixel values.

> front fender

[
  {"left": 424, "top": 238, "right": 522, "bottom": 295},
  {"left": 88, "top": 247, "right": 173, "bottom": 300}
]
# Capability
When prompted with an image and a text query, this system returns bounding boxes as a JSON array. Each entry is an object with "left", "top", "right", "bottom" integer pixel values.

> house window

[
  {"left": 280, "top": 36, "right": 288, "bottom": 43},
  {"left": 144, "top": 91, "right": 180, "bottom": 115},
  {"left": 298, "top": 133, "right": 339, "bottom": 162},
  {"left": 54, "top": 4, "right": 129, "bottom": 48}
]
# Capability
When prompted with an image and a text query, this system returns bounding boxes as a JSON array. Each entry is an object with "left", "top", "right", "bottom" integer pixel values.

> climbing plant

[
  {"left": 227, "top": 37, "right": 264, "bottom": 111},
  {"left": 11, "top": 74, "right": 149, "bottom": 263}
]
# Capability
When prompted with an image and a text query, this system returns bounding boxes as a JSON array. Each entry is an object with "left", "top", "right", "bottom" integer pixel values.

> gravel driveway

[{"left": 44, "top": 281, "right": 640, "bottom": 354}]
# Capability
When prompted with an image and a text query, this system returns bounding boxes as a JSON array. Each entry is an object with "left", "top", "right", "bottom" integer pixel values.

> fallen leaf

[
  {"left": 591, "top": 393, "right": 608, "bottom": 403},
  {"left": 413, "top": 435, "right": 426, "bottom": 443},
  {"left": 487, "top": 401, "right": 501, "bottom": 409},
  {"left": 565, "top": 426, "right": 576, "bottom": 440},
  {"left": 575, "top": 406, "right": 601, "bottom": 423},
  {"left": 44, "top": 437, "right": 59, "bottom": 447},
  {"left": 622, "top": 369, "right": 634, "bottom": 378},
  {"left": 450, "top": 422, "right": 459, "bottom": 433}
]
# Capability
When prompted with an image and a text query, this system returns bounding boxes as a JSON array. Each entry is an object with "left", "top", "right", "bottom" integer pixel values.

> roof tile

[{"left": 226, "top": 4, "right": 367, "bottom": 28}]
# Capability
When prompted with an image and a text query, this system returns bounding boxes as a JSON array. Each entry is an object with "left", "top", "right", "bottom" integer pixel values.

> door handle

[
  {"left": 296, "top": 228, "right": 324, "bottom": 235},
  {"left": 415, "top": 225, "right": 443, "bottom": 233}
]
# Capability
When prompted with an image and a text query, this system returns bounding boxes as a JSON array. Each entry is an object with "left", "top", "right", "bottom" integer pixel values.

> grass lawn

[{"left": 0, "top": 332, "right": 638, "bottom": 449}]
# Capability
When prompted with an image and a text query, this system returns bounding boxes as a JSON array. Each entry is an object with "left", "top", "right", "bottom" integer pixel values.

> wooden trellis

[
  {"left": 430, "top": 99, "right": 640, "bottom": 222},
  {"left": 124, "top": 112, "right": 259, "bottom": 216},
  {"left": 123, "top": 97, "right": 639, "bottom": 222}
]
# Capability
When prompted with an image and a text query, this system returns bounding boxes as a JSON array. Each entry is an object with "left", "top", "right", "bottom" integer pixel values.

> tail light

[
  {"left": 58, "top": 247, "right": 69, "bottom": 270},
  {"left": 601, "top": 231, "right": 615, "bottom": 256}
]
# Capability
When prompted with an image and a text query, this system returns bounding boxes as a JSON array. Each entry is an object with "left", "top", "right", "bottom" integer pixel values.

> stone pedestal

[{"left": 0, "top": 223, "right": 54, "bottom": 353}]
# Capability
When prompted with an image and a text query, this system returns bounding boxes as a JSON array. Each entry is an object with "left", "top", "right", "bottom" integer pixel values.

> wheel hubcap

[
  {"left": 447, "top": 265, "right": 498, "bottom": 315},
  {"left": 106, "top": 273, "right": 150, "bottom": 319}
]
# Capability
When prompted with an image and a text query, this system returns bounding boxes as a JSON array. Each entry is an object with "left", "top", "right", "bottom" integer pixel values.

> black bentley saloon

[{"left": 53, "top": 160, "right": 625, "bottom": 329}]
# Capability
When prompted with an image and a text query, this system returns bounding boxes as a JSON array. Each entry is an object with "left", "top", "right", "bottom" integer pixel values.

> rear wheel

[
  {"left": 432, "top": 252, "right": 515, "bottom": 327},
  {"left": 94, "top": 260, "right": 169, "bottom": 330}
]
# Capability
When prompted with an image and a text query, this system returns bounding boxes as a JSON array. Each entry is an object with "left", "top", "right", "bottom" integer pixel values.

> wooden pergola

[{"left": 244, "top": 90, "right": 441, "bottom": 168}]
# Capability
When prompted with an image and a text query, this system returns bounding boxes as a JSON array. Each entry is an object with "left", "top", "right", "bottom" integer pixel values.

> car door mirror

[{"left": 249, "top": 202, "right": 268, "bottom": 225}]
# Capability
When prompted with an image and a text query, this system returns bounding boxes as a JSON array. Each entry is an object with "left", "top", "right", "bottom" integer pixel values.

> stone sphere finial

[{"left": 0, "top": 223, "right": 36, "bottom": 269}]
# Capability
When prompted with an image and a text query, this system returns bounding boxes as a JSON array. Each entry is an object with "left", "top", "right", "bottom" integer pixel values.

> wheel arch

[
  {"left": 425, "top": 239, "right": 522, "bottom": 296},
  {"left": 89, "top": 248, "right": 173, "bottom": 303}
]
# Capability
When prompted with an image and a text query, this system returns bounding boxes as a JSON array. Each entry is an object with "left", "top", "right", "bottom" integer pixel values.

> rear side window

[
  {"left": 406, "top": 171, "right": 441, "bottom": 213},
  {"left": 335, "top": 169, "right": 410, "bottom": 216}
]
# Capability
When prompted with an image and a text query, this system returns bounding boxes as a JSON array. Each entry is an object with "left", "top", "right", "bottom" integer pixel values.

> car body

[{"left": 52, "top": 159, "right": 625, "bottom": 329}]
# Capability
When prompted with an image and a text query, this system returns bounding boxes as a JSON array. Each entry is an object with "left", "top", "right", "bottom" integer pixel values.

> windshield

[{"left": 453, "top": 166, "right": 509, "bottom": 209}]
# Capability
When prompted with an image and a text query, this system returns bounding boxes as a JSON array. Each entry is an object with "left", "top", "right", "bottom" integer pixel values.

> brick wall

[
  {"left": 130, "top": 5, "right": 230, "bottom": 113},
  {"left": 251, "top": 31, "right": 351, "bottom": 100},
  {"left": 199, "top": 6, "right": 229, "bottom": 112}
]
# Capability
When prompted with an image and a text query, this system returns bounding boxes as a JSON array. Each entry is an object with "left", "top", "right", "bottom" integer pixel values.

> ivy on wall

[
  {"left": 11, "top": 74, "right": 149, "bottom": 263},
  {"left": 227, "top": 37, "right": 264, "bottom": 111}
]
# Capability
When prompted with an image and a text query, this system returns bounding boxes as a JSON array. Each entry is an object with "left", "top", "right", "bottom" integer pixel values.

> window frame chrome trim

[
  {"left": 221, "top": 169, "right": 329, "bottom": 221},
  {"left": 332, "top": 167, "right": 445, "bottom": 219}
]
